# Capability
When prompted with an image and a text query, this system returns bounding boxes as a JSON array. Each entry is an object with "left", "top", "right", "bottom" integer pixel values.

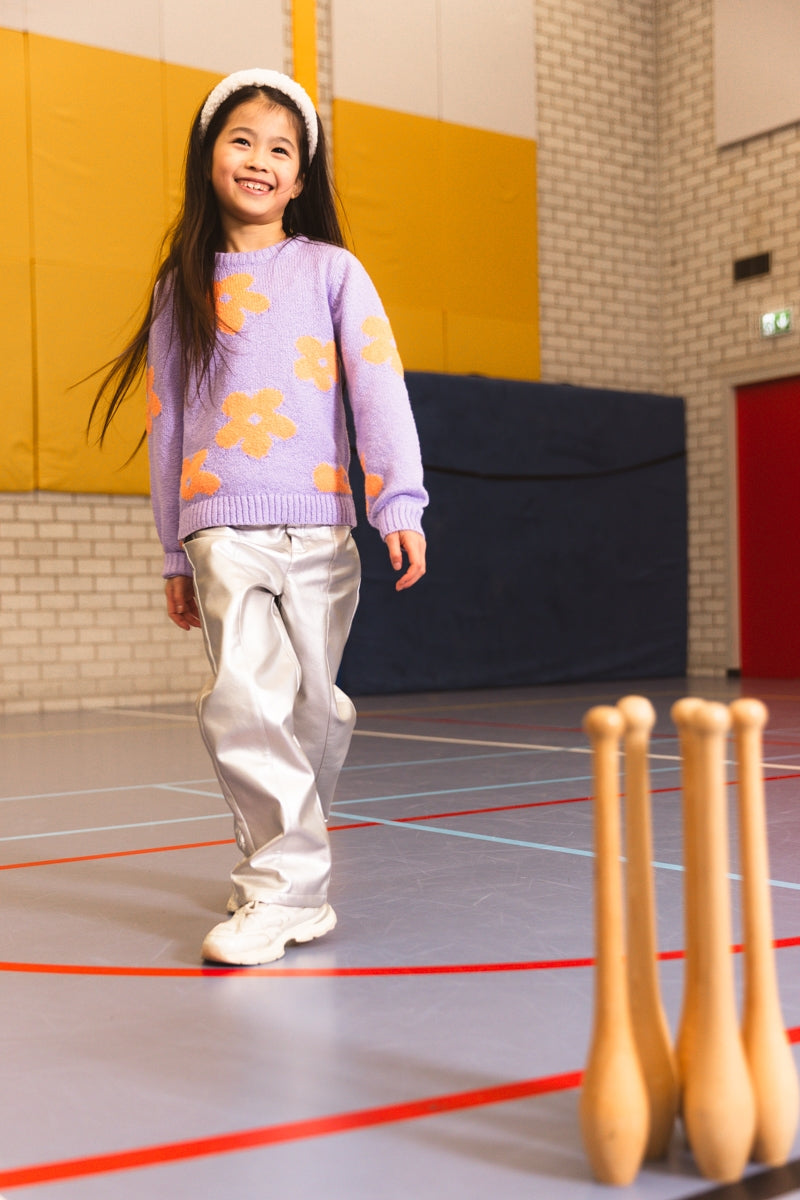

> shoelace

[{"left": 237, "top": 900, "right": 297, "bottom": 926}]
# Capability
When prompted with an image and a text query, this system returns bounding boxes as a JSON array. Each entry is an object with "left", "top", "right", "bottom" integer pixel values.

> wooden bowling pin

[
  {"left": 730, "top": 698, "right": 799, "bottom": 1165},
  {"left": 580, "top": 705, "right": 649, "bottom": 1186},
  {"left": 618, "top": 695, "right": 679, "bottom": 1159},
  {"left": 671, "top": 696, "right": 704, "bottom": 1098},
  {"left": 681, "top": 701, "right": 756, "bottom": 1182}
]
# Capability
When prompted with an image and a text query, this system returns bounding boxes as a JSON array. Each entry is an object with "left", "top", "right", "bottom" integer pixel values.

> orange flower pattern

[
  {"left": 215, "top": 389, "right": 297, "bottom": 459},
  {"left": 294, "top": 336, "right": 339, "bottom": 391},
  {"left": 181, "top": 450, "right": 221, "bottom": 500},
  {"left": 214, "top": 274, "right": 270, "bottom": 335},
  {"left": 313, "top": 463, "right": 352, "bottom": 495},
  {"left": 360, "top": 455, "right": 384, "bottom": 514},
  {"left": 145, "top": 365, "right": 162, "bottom": 435},
  {"left": 360, "top": 316, "right": 403, "bottom": 376}
]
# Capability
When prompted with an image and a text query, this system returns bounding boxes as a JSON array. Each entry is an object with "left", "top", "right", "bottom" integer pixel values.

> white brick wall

[
  {"left": 657, "top": 0, "right": 800, "bottom": 673},
  {"left": 536, "top": 0, "right": 800, "bottom": 675},
  {"left": 535, "top": 0, "right": 662, "bottom": 394},
  {"left": 0, "top": 493, "right": 208, "bottom": 714}
]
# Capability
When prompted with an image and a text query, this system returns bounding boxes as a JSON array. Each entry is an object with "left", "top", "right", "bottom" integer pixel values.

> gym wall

[
  {"left": 0, "top": 0, "right": 541, "bottom": 711},
  {"left": 6, "top": 1, "right": 798, "bottom": 710}
]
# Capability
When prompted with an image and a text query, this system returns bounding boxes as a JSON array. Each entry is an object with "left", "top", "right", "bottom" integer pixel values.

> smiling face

[{"left": 210, "top": 98, "right": 304, "bottom": 250}]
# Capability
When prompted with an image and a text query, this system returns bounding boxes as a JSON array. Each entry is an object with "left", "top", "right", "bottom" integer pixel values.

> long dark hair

[{"left": 88, "top": 84, "right": 345, "bottom": 446}]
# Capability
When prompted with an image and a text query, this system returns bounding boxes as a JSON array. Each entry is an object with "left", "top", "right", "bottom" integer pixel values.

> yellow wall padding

[
  {"left": 333, "top": 99, "right": 540, "bottom": 381},
  {"left": 31, "top": 36, "right": 163, "bottom": 494},
  {"left": 2, "top": 29, "right": 540, "bottom": 496},
  {"left": 0, "top": 30, "right": 35, "bottom": 490},
  {"left": 30, "top": 37, "right": 218, "bottom": 494},
  {"left": 1, "top": 32, "right": 218, "bottom": 495},
  {"left": 163, "top": 68, "right": 213, "bottom": 211}
]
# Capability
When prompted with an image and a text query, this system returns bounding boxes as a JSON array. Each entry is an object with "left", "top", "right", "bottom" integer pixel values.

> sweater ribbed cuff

[
  {"left": 163, "top": 550, "right": 192, "bottom": 579},
  {"left": 375, "top": 504, "right": 425, "bottom": 539}
]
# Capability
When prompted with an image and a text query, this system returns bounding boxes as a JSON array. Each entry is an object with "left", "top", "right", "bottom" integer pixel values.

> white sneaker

[{"left": 202, "top": 901, "right": 337, "bottom": 966}]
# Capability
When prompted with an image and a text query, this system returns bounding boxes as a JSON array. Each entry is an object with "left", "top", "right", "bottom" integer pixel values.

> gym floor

[{"left": 2, "top": 677, "right": 800, "bottom": 1198}]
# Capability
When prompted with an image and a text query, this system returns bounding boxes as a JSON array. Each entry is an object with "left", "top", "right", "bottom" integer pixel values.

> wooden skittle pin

[
  {"left": 681, "top": 701, "right": 756, "bottom": 1182},
  {"left": 580, "top": 705, "right": 649, "bottom": 1186},
  {"left": 618, "top": 695, "right": 679, "bottom": 1159},
  {"left": 670, "top": 696, "right": 704, "bottom": 1099},
  {"left": 730, "top": 698, "right": 799, "bottom": 1165}
]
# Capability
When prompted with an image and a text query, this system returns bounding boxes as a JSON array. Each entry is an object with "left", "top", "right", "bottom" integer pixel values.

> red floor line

[
  {"left": 0, "top": 956, "right": 596, "bottom": 978},
  {"left": 11, "top": 929, "right": 800, "bottom": 982},
  {"left": 326, "top": 788, "right": 658, "bottom": 830},
  {"left": 4, "top": 772, "right": 800, "bottom": 875},
  {"left": 4, "top": 938, "right": 800, "bottom": 979},
  {"left": 0, "top": 1070, "right": 583, "bottom": 1190},
  {"left": 0, "top": 795, "right": 594, "bottom": 873},
  {"left": 7, "top": 1024, "right": 800, "bottom": 1190},
  {"left": 646, "top": 773, "right": 800, "bottom": 793},
  {"left": 335, "top": 774, "right": 800, "bottom": 834},
  {"left": 329, "top": 793, "right": 593, "bottom": 831},
  {"left": 0, "top": 839, "right": 237, "bottom": 872}
]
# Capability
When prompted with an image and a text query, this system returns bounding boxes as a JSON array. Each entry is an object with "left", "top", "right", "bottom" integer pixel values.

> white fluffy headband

[{"left": 199, "top": 69, "right": 319, "bottom": 161}]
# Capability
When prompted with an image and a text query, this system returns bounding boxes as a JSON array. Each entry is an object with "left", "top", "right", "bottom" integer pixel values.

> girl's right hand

[{"left": 165, "top": 575, "right": 202, "bottom": 630}]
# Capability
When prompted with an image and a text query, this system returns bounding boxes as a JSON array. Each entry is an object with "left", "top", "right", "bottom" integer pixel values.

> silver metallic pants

[{"left": 184, "top": 525, "right": 361, "bottom": 908}]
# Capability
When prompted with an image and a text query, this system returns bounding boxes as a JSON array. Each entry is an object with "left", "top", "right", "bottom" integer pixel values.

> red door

[{"left": 737, "top": 374, "right": 800, "bottom": 676}]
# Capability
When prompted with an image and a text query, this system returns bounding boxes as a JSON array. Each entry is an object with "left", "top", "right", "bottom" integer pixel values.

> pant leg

[
  {"left": 279, "top": 525, "right": 360, "bottom": 819},
  {"left": 184, "top": 525, "right": 360, "bottom": 908}
]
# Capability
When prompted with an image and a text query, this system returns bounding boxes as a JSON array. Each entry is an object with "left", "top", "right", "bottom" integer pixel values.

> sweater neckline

[{"left": 215, "top": 237, "right": 301, "bottom": 266}]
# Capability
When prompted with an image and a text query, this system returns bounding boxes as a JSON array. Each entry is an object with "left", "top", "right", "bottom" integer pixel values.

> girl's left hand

[
  {"left": 385, "top": 530, "right": 427, "bottom": 591},
  {"left": 165, "top": 575, "right": 202, "bottom": 630}
]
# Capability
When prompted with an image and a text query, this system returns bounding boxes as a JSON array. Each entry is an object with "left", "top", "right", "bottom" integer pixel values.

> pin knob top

[
  {"left": 617, "top": 694, "right": 656, "bottom": 732},
  {"left": 729, "top": 697, "right": 768, "bottom": 730},
  {"left": 583, "top": 705, "right": 625, "bottom": 738},
  {"left": 689, "top": 699, "right": 731, "bottom": 734}
]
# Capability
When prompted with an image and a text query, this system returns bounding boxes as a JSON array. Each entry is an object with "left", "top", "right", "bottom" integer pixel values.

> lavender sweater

[{"left": 147, "top": 236, "right": 427, "bottom": 578}]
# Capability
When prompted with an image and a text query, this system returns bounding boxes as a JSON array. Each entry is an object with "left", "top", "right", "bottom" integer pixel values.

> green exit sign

[{"left": 761, "top": 308, "right": 792, "bottom": 337}]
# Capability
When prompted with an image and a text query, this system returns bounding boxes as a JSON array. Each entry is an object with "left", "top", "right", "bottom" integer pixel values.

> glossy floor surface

[{"left": 2, "top": 678, "right": 800, "bottom": 1198}]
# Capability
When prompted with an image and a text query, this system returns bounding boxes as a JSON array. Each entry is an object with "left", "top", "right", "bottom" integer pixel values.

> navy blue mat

[{"left": 339, "top": 372, "right": 687, "bottom": 694}]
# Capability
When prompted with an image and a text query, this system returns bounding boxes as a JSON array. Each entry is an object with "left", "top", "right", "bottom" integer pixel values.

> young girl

[{"left": 90, "top": 68, "right": 427, "bottom": 966}]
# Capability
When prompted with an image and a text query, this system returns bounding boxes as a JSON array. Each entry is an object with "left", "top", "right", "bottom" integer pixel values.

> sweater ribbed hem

[{"left": 177, "top": 493, "right": 358, "bottom": 541}]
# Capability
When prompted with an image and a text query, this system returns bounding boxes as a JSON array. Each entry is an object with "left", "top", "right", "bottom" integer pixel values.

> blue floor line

[
  {"left": 341, "top": 748, "right": 550, "bottom": 772},
  {"left": 0, "top": 813, "right": 230, "bottom": 844},
  {"left": 332, "top": 810, "right": 597, "bottom": 857},
  {"left": 333, "top": 764, "right": 679, "bottom": 807},
  {"left": 332, "top": 811, "right": 800, "bottom": 891},
  {"left": 0, "top": 779, "right": 219, "bottom": 804}
]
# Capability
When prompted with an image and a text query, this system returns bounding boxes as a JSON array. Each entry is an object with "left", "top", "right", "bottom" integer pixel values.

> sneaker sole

[{"left": 202, "top": 904, "right": 337, "bottom": 966}]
